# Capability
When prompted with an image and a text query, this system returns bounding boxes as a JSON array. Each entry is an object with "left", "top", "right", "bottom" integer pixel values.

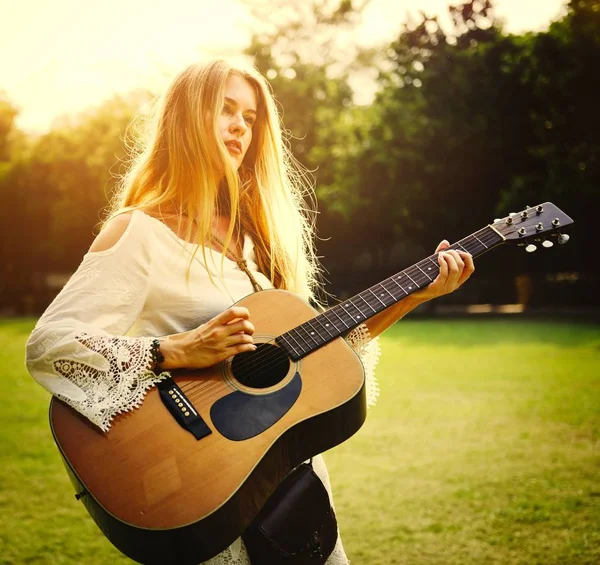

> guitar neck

[{"left": 276, "top": 225, "right": 505, "bottom": 361}]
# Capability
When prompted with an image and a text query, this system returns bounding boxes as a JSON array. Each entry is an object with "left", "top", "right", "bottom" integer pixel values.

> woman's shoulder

[
  {"left": 87, "top": 209, "right": 165, "bottom": 255},
  {"left": 88, "top": 212, "right": 137, "bottom": 254}
]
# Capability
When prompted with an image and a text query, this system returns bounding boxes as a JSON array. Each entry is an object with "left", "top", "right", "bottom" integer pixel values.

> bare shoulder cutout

[{"left": 88, "top": 213, "right": 134, "bottom": 253}]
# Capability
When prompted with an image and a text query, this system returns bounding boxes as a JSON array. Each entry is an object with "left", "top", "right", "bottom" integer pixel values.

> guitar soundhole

[{"left": 231, "top": 343, "right": 291, "bottom": 389}]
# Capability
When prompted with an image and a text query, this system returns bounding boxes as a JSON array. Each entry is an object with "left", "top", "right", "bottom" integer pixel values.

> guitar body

[{"left": 50, "top": 289, "right": 367, "bottom": 565}]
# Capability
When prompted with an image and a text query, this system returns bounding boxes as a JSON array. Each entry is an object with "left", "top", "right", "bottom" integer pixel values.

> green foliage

[
  {"left": 244, "top": 0, "right": 363, "bottom": 181},
  {"left": 322, "top": 0, "right": 597, "bottom": 278},
  {"left": 325, "top": 2, "right": 533, "bottom": 256},
  {"left": 2, "top": 0, "right": 599, "bottom": 312},
  {"left": 0, "top": 93, "right": 19, "bottom": 162},
  {"left": 497, "top": 0, "right": 600, "bottom": 268},
  {"left": 0, "top": 91, "right": 152, "bottom": 313},
  {"left": 247, "top": 39, "right": 353, "bottom": 173}
]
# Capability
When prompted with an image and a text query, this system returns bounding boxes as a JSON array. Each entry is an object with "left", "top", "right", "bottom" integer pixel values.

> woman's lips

[{"left": 225, "top": 141, "right": 242, "bottom": 155}]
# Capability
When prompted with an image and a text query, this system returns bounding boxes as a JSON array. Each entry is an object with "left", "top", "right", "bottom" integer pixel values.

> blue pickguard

[{"left": 210, "top": 372, "right": 302, "bottom": 441}]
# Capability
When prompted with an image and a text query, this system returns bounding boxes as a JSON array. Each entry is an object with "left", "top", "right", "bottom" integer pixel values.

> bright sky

[{"left": 1, "top": 0, "right": 566, "bottom": 133}]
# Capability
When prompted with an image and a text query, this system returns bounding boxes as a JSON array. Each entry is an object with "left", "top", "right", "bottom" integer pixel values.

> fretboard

[{"left": 276, "top": 225, "right": 504, "bottom": 361}]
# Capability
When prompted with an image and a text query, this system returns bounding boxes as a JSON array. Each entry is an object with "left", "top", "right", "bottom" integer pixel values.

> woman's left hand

[{"left": 412, "top": 240, "right": 475, "bottom": 303}]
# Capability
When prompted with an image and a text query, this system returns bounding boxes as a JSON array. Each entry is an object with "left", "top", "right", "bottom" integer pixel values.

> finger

[
  {"left": 225, "top": 332, "right": 255, "bottom": 347},
  {"left": 214, "top": 307, "right": 250, "bottom": 325},
  {"left": 225, "top": 319, "right": 255, "bottom": 336},
  {"left": 217, "top": 341, "right": 257, "bottom": 363},
  {"left": 436, "top": 251, "right": 449, "bottom": 282},
  {"left": 231, "top": 342, "right": 257, "bottom": 355},
  {"left": 446, "top": 250, "right": 464, "bottom": 273},
  {"left": 441, "top": 252, "right": 461, "bottom": 286},
  {"left": 434, "top": 239, "right": 451, "bottom": 253},
  {"left": 457, "top": 251, "right": 475, "bottom": 285}
]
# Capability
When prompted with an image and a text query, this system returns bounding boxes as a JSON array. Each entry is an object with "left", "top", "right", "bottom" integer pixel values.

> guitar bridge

[{"left": 157, "top": 377, "right": 212, "bottom": 440}]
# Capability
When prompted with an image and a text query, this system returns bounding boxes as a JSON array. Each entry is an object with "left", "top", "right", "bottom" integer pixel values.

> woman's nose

[{"left": 229, "top": 112, "right": 248, "bottom": 133}]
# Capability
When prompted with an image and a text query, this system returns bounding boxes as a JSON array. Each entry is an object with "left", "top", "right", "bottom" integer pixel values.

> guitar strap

[{"left": 211, "top": 234, "right": 264, "bottom": 293}]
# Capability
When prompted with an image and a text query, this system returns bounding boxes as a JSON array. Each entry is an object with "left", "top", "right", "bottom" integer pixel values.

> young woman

[{"left": 25, "top": 57, "right": 474, "bottom": 565}]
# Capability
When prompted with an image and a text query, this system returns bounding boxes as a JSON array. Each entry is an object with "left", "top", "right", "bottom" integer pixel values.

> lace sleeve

[
  {"left": 345, "top": 324, "right": 381, "bottom": 408},
  {"left": 25, "top": 212, "right": 169, "bottom": 432}
]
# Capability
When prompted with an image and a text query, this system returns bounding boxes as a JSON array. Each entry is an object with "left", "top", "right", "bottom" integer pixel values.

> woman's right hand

[{"left": 158, "top": 307, "right": 256, "bottom": 370}]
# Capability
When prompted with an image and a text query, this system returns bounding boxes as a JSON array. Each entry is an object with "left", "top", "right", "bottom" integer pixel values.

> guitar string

[
  {"left": 179, "top": 219, "right": 537, "bottom": 386},
  {"left": 233, "top": 227, "right": 499, "bottom": 378},
  {"left": 222, "top": 227, "right": 501, "bottom": 382},
  {"left": 180, "top": 229, "right": 501, "bottom": 390},
  {"left": 179, "top": 229, "right": 501, "bottom": 392},
  {"left": 228, "top": 224, "right": 499, "bottom": 380},
  {"left": 187, "top": 216, "right": 565, "bottom": 392}
]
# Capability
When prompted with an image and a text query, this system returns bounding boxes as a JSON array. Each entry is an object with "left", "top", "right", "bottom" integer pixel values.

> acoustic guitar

[{"left": 49, "top": 203, "right": 573, "bottom": 564}]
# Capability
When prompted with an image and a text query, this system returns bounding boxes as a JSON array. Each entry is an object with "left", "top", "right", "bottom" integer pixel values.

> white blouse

[{"left": 25, "top": 209, "right": 380, "bottom": 565}]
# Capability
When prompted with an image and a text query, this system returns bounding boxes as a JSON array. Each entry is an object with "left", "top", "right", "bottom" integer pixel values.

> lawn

[{"left": 1, "top": 318, "right": 599, "bottom": 565}]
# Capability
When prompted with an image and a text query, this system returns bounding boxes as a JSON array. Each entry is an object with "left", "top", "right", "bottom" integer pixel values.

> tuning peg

[
  {"left": 525, "top": 244, "right": 537, "bottom": 253},
  {"left": 542, "top": 240, "right": 554, "bottom": 248},
  {"left": 557, "top": 234, "right": 570, "bottom": 244},
  {"left": 494, "top": 218, "right": 502, "bottom": 222}
]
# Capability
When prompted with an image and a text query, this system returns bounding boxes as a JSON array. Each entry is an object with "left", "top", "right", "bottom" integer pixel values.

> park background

[{"left": 1, "top": 0, "right": 599, "bottom": 564}]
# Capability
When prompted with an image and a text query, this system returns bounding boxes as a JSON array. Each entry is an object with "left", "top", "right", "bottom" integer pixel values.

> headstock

[{"left": 491, "top": 203, "right": 574, "bottom": 252}]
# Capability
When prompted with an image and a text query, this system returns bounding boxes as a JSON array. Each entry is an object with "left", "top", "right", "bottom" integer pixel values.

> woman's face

[{"left": 218, "top": 74, "right": 258, "bottom": 170}]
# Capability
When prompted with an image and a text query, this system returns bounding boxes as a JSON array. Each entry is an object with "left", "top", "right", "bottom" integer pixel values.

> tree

[
  {"left": 0, "top": 93, "right": 19, "bottom": 162},
  {"left": 319, "top": 1, "right": 533, "bottom": 272},
  {"left": 498, "top": 0, "right": 600, "bottom": 272},
  {"left": 0, "top": 91, "right": 151, "bottom": 313}
]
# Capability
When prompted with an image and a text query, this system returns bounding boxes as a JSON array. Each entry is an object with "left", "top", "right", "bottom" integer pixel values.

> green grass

[{"left": 1, "top": 318, "right": 599, "bottom": 564}]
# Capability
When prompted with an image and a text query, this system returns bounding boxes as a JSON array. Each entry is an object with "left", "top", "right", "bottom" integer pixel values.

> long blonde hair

[{"left": 107, "top": 57, "right": 322, "bottom": 303}]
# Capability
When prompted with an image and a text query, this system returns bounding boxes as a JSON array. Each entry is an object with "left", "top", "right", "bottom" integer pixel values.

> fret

[
  {"left": 312, "top": 315, "right": 336, "bottom": 337},
  {"left": 457, "top": 240, "right": 477, "bottom": 254},
  {"left": 368, "top": 287, "right": 387, "bottom": 307},
  {"left": 412, "top": 266, "right": 430, "bottom": 287},
  {"left": 277, "top": 333, "right": 301, "bottom": 358},
  {"left": 419, "top": 257, "right": 440, "bottom": 279},
  {"left": 286, "top": 331, "right": 306, "bottom": 354},
  {"left": 376, "top": 282, "right": 398, "bottom": 304},
  {"left": 338, "top": 300, "right": 367, "bottom": 324},
  {"left": 327, "top": 307, "right": 351, "bottom": 330},
  {"left": 472, "top": 234, "right": 488, "bottom": 248},
  {"left": 357, "top": 293, "right": 378, "bottom": 314},
  {"left": 294, "top": 324, "right": 321, "bottom": 348},
  {"left": 394, "top": 271, "right": 419, "bottom": 292},
  {"left": 288, "top": 326, "right": 310, "bottom": 349},
  {"left": 306, "top": 318, "right": 334, "bottom": 339},
  {"left": 388, "top": 275, "right": 410, "bottom": 297},
  {"left": 483, "top": 228, "right": 502, "bottom": 246},
  {"left": 427, "top": 256, "right": 439, "bottom": 270},
  {"left": 415, "top": 264, "right": 433, "bottom": 281},
  {"left": 277, "top": 221, "right": 508, "bottom": 362},
  {"left": 404, "top": 271, "right": 419, "bottom": 289}
]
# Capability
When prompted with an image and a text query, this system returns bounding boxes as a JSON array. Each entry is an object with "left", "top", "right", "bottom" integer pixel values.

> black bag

[{"left": 242, "top": 462, "right": 338, "bottom": 564}]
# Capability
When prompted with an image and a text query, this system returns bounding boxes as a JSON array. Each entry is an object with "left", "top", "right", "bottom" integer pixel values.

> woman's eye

[
  {"left": 223, "top": 104, "right": 233, "bottom": 115},
  {"left": 244, "top": 116, "right": 255, "bottom": 127}
]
